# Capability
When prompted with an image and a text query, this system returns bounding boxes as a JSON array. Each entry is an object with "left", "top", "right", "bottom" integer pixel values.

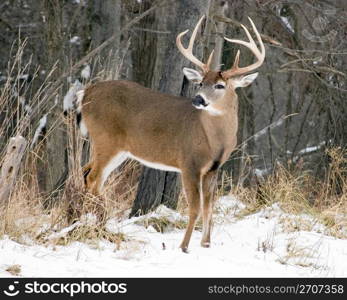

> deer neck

[{"left": 199, "top": 90, "right": 239, "bottom": 150}]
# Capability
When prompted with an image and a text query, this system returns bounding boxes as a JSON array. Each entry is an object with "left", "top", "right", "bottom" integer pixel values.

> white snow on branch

[
  {"left": 69, "top": 36, "right": 81, "bottom": 45},
  {"left": 80, "top": 64, "right": 91, "bottom": 80},
  {"left": 297, "top": 141, "right": 326, "bottom": 156},
  {"left": 254, "top": 117, "right": 284, "bottom": 142},
  {"left": 254, "top": 168, "right": 271, "bottom": 181},
  {"left": 31, "top": 114, "right": 47, "bottom": 147},
  {"left": 63, "top": 79, "right": 83, "bottom": 112},
  {"left": 291, "top": 140, "right": 330, "bottom": 163},
  {"left": 19, "top": 96, "right": 32, "bottom": 114},
  {"left": 18, "top": 74, "right": 30, "bottom": 81},
  {"left": 72, "top": 0, "right": 86, "bottom": 6},
  {"left": 281, "top": 16, "right": 294, "bottom": 33}
]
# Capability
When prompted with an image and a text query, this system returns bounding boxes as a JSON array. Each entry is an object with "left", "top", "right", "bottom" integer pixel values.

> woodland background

[{"left": 0, "top": 0, "right": 346, "bottom": 216}]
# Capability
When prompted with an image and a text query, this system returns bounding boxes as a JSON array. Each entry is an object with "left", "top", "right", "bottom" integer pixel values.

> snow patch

[
  {"left": 31, "top": 114, "right": 47, "bottom": 147},
  {"left": 1, "top": 196, "right": 347, "bottom": 277},
  {"left": 63, "top": 79, "right": 83, "bottom": 112},
  {"left": 80, "top": 64, "right": 91, "bottom": 80},
  {"left": 72, "top": 0, "right": 85, "bottom": 5},
  {"left": 69, "top": 36, "right": 81, "bottom": 45},
  {"left": 280, "top": 16, "right": 294, "bottom": 33},
  {"left": 19, "top": 96, "right": 32, "bottom": 114}
]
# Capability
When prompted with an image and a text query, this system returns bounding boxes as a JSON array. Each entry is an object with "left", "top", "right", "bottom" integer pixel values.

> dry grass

[
  {"left": 5, "top": 264, "right": 21, "bottom": 276},
  {"left": 0, "top": 159, "right": 139, "bottom": 247},
  {"left": 0, "top": 39, "right": 139, "bottom": 248},
  {"left": 275, "top": 238, "right": 327, "bottom": 271},
  {"left": 235, "top": 148, "right": 347, "bottom": 238}
]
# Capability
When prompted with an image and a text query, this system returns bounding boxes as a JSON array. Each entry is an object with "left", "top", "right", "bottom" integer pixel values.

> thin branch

[
  {"left": 279, "top": 57, "right": 322, "bottom": 69},
  {"left": 278, "top": 68, "right": 315, "bottom": 73},
  {"left": 132, "top": 27, "right": 170, "bottom": 34},
  {"left": 213, "top": 15, "right": 282, "bottom": 46},
  {"left": 234, "top": 113, "right": 298, "bottom": 153},
  {"left": 289, "top": 140, "right": 330, "bottom": 163}
]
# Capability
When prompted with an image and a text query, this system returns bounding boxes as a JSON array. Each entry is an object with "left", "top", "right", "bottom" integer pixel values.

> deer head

[{"left": 176, "top": 16, "right": 265, "bottom": 114}]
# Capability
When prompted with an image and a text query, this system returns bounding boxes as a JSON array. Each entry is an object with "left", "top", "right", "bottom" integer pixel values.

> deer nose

[{"left": 193, "top": 95, "right": 208, "bottom": 107}]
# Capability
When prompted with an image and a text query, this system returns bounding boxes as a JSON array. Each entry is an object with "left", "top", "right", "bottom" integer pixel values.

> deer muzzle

[{"left": 193, "top": 95, "right": 208, "bottom": 108}]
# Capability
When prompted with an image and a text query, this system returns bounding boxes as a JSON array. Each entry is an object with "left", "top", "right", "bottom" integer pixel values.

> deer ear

[
  {"left": 183, "top": 67, "right": 203, "bottom": 84},
  {"left": 232, "top": 72, "right": 258, "bottom": 88}
]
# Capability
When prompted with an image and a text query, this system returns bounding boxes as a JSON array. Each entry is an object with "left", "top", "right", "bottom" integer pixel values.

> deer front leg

[
  {"left": 180, "top": 170, "right": 202, "bottom": 253},
  {"left": 201, "top": 170, "right": 217, "bottom": 248}
]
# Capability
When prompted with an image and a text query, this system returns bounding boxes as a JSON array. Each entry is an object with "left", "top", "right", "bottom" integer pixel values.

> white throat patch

[
  {"left": 193, "top": 93, "right": 223, "bottom": 116},
  {"left": 194, "top": 104, "right": 223, "bottom": 116},
  {"left": 204, "top": 105, "right": 223, "bottom": 116}
]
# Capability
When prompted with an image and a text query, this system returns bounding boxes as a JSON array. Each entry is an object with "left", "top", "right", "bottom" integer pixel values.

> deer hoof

[
  {"left": 201, "top": 242, "right": 210, "bottom": 248},
  {"left": 180, "top": 246, "right": 189, "bottom": 254}
]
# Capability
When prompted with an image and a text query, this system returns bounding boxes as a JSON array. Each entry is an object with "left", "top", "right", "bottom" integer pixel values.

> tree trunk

[
  {"left": 130, "top": 0, "right": 209, "bottom": 216},
  {"left": 88, "top": 0, "right": 121, "bottom": 68},
  {"left": 39, "top": 0, "right": 67, "bottom": 196},
  {"left": 205, "top": 0, "right": 227, "bottom": 69}
]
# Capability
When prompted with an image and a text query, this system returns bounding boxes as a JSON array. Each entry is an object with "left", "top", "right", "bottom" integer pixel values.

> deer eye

[
  {"left": 199, "top": 83, "right": 203, "bottom": 87},
  {"left": 215, "top": 84, "right": 225, "bottom": 89}
]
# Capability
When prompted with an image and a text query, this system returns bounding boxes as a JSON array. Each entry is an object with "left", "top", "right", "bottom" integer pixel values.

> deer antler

[
  {"left": 176, "top": 15, "right": 214, "bottom": 74},
  {"left": 221, "top": 17, "right": 265, "bottom": 79}
]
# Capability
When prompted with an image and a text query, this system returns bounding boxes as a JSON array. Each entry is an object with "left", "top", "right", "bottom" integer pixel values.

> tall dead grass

[
  {"left": 234, "top": 148, "right": 347, "bottom": 238},
  {"left": 0, "top": 39, "right": 140, "bottom": 245}
]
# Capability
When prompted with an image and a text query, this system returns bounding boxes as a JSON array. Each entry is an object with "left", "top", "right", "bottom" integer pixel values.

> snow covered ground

[{"left": 0, "top": 196, "right": 346, "bottom": 277}]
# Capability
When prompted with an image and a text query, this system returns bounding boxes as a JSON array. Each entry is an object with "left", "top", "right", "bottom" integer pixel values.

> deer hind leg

[
  {"left": 180, "top": 170, "right": 202, "bottom": 253},
  {"left": 85, "top": 151, "right": 128, "bottom": 195},
  {"left": 82, "top": 162, "right": 93, "bottom": 185},
  {"left": 200, "top": 170, "right": 217, "bottom": 248}
]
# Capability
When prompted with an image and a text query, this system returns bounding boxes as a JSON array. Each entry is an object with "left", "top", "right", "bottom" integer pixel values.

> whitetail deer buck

[{"left": 77, "top": 16, "right": 265, "bottom": 252}]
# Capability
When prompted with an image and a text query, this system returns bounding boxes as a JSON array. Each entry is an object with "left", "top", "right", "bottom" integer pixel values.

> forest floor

[{"left": 0, "top": 196, "right": 346, "bottom": 277}]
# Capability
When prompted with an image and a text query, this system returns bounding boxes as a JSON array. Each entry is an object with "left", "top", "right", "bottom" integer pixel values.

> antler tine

[
  {"left": 248, "top": 17, "right": 265, "bottom": 57},
  {"left": 222, "top": 17, "right": 265, "bottom": 79},
  {"left": 233, "top": 50, "right": 240, "bottom": 68},
  {"left": 176, "top": 16, "right": 213, "bottom": 74},
  {"left": 206, "top": 49, "right": 215, "bottom": 69},
  {"left": 188, "top": 15, "right": 204, "bottom": 52}
]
